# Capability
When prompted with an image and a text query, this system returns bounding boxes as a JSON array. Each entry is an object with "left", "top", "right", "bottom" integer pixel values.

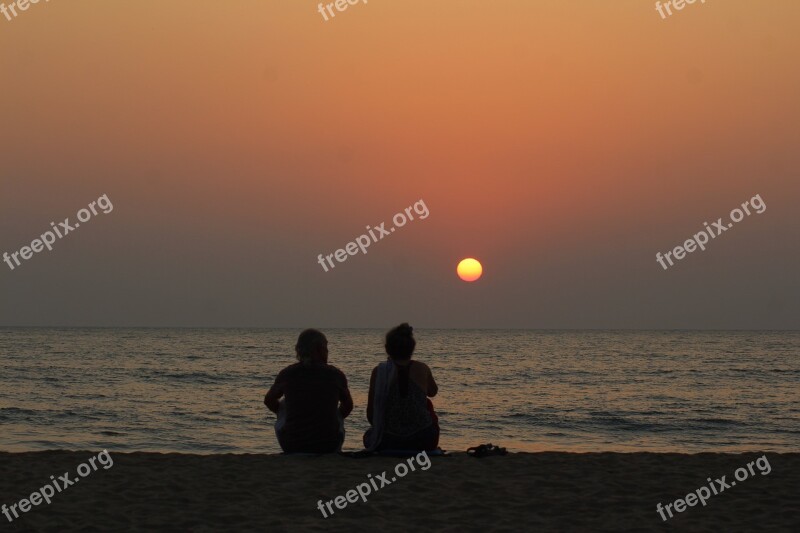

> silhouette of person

[
  {"left": 364, "top": 323, "right": 439, "bottom": 451},
  {"left": 265, "top": 329, "right": 353, "bottom": 453}
]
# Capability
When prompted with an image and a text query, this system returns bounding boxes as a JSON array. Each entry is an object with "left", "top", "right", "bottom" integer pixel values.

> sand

[{"left": 0, "top": 451, "right": 797, "bottom": 532}]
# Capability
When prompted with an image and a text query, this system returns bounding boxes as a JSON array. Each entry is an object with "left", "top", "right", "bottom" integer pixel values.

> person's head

[
  {"left": 295, "top": 329, "right": 328, "bottom": 364},
  {"left": 385, "top": 323, "right": 416, "bottom": 361}
]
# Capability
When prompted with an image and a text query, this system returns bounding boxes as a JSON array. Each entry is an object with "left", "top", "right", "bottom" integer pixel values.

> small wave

[
  {"left": 685, "top": 417, "right": 746, "bottom": 428},
  {"left": 138, "top": 370, "right": 226, "bottom": 384},
  {"left": 0, "top": 407, "right": 40, "bottom": 420}
]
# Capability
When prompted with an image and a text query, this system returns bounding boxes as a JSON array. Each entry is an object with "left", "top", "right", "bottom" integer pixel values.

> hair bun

[{"left": 385, "top": 323, "right": 417, "bottom": 359}]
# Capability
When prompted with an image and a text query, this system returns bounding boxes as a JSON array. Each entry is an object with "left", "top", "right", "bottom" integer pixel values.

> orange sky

[{"left": 1, "top": 0, "right": 799, "bottom": 328}]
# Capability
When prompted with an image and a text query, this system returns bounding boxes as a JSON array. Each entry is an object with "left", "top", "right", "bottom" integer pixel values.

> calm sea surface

[{"left": 0, "top": 329, "right": 797, "bottom": 454}]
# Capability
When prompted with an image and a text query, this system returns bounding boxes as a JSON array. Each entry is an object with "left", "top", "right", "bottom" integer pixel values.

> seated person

[
  {"left": 264, "top": 329, "right": 353, "bottom": 453},
  {"left": 364, "top": 323, "right": 439, "bottom": 451}
]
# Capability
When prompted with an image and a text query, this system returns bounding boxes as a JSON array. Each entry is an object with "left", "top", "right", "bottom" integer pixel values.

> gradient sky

[{"left": 1, "top": 0, "right": 798, "bottom": 328}]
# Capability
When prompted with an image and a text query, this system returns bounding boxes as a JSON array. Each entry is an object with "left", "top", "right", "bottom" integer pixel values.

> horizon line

[{"left": 1, "top": 326, "right": 798, "bottom": 332}]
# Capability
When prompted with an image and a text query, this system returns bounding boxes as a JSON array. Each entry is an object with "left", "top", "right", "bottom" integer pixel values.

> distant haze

[{"left": 1, "top": 1, "right": 798, "bottom": 328}]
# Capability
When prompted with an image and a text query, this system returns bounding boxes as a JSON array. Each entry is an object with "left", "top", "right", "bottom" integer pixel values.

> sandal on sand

[
  {"left": 339, "top": 450, "right": 375, "bottom": 458},
  {"left": 466, "top": 443, "right": 507, "bottom": 458}
]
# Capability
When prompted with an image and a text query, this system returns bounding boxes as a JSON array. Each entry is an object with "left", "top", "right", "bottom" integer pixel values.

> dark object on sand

[{"left": 467, "top": 443, "right": 507, "bottom": 458}]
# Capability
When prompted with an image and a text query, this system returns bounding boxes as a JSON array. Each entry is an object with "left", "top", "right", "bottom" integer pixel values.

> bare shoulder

[{"left": 412, "top": 360, "right": 433, "bottom": 375}]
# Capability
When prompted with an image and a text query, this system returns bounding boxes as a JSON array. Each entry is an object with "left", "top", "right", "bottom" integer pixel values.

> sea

[{"left": 0, "top": 328, "right": 797, "bottom": 454}]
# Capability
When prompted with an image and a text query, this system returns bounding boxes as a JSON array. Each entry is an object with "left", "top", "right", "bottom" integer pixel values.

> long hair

[{"left": 385, "top": 323, "right": 416, "bottom": 396}]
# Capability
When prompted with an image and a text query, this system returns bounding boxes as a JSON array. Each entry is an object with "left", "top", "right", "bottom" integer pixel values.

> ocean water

[{"left": 0, "top": 328, "right": 797, "bottom": 454}]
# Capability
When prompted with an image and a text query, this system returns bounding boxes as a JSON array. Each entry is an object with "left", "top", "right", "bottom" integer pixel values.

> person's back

[
  {"left": 265, "top": 329, "right": 353, "bottom": 453},
  {"left": 364, "top": 323, "right": 439, "bottom": 451},
  {"left": 273, "top": 362, "right": 349, "bottom": 453},
  {"left": 383, "top": 361, "right": 434, "bottom": 438}
]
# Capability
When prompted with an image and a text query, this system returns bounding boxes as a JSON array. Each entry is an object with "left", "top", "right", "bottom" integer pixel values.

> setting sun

[{"left": 457, "top": 258, "right": 483, "bottom": 282}]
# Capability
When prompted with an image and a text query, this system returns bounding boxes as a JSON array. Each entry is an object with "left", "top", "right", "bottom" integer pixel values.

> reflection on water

[{"left": 0, "top": 328, "right": 797, "bottom": 454}]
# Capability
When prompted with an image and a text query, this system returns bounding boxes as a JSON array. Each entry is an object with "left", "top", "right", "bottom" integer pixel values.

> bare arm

[
  {"left": 427, "top": 366, "right": 438, "bottom": 397},
  {"left": 264, "top": 380, "right": 284, "bottom": 414},
  {"left": 366, "top": 366, "right": 377, "bottom": 424},
  {"left": 339, "top": 385, "right": 354, "bottom": 418}
]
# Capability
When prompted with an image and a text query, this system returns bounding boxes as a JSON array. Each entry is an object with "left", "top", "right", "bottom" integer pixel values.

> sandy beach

[{"left": 0, "top": 451, "right": 796, "bottom": 532}]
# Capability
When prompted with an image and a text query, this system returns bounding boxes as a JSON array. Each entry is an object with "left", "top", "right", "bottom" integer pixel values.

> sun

[{"left": 457, "top": 258, "right": 483, "bottom": 282}]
